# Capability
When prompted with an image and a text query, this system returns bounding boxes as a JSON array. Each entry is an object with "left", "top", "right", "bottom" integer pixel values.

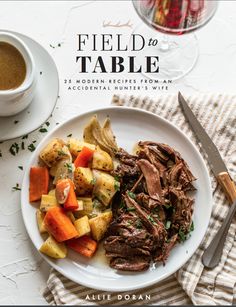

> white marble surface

[{"left": 0, "top": 1, "right": 236, "bottom": 304}]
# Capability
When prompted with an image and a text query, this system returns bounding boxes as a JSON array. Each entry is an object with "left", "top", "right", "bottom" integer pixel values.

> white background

[{"left": 0, "top": 1, "right": 236, "bottom": 304}]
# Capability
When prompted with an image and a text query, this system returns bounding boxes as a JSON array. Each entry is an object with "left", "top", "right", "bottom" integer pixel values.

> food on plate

[
  {"left": 83, "top": 115, "right": 118, "bottom": 156},
  {"left": 36, "top": 210, "right": 47, "bottom": 234},
  {"left": 74, "top": 215, "right": 91, "bottom": 237},
  {"left": 89, "top": 211, "right": 113, "bottom": 241},
  {"left": 39, "top": 235, "right": 67, "bottom": 259},
  {"left": 56, "top": 179, "right": 78, "bottom": 210},
  {"left": 92, "top": 147, "right": 113, "bottom": 171},
  {"left": 29, "top": 118, "right": 118, "bottom": 260},
  {"left": 67, "top": 138, "right": 96, "bottom": 157},
  {"left": 67, "top": 236, "right": 97, "bottom": 258},
  {"left": 40, "top": 138, "right": 71, "bottom": 167},
  {"left": 29, "top": 167, "right": 49, "bottom": 202},
  {"left": 93, "top": 170, "right": 119, "bottom": 206},
  {"left": 29, "top": 115, "right": 196, "bottom": 269},
  {"left": 74, "top": 167, "right": 94, "bottom": 195},
  {"left": 104, "top": 142, "right": 196, "bottom": 271},
  {"left": 74, "top": 146, "right": 94, "bottom": 168},
  {"left": 40, "top": 194, "right": 59, "bottom": 212},
  {"left": 44, "top": 207, "right": 78, "bottom": 242},
  {"left": 75, "top": 197, "right": 92, "bottom": 216}
]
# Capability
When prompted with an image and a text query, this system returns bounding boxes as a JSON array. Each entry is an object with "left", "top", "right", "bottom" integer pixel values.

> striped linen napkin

[{"left": 43, "top": 94, "right": 236, "bottom": 305}]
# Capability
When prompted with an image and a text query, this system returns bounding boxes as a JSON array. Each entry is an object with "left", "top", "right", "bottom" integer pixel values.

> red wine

[{"left": 137, "top": 0, "right": 216, "bottom": 35}]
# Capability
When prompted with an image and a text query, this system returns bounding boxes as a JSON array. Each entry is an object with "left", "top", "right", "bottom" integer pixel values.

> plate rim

[
  {"left": 0, "top": 29, "right": 59, "bottom": 142},
  {"left": 21, "top": 106, "right": 213, "bottom": 291}
]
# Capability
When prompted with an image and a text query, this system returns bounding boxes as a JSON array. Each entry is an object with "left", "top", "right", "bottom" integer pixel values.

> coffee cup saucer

[{"left": 0, "top": 30, "right": 59, "bottom": 141}]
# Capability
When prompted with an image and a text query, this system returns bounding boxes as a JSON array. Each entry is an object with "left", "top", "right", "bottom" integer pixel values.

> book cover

[{"left": 0, "top": 1, "right": 235, "bottom": 306}]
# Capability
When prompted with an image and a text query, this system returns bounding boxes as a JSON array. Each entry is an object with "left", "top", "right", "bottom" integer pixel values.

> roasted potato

[
  {"left": 48, "top": 189, "right": 56, "bottom": 197},
  {"left": 93, "top": 170, "right": 119, "bottom": 206},
  {"left": 39, "top": 235, "right": 67, "bottom": 259},
  {"left": 74, "top": 198, "right": 92, "bottom": 218},
  {"left": 36, "top": 210, "right": 47, "bottom": 234},
  {"left": 92, "top": 147, "right": 113, "bottom": 171},
  {"left": 40, "top": 194, "right": 59, "bottom": 212},
  {"left": 74, "top": 216, "right": 91, "bottom": 237},
  {"left": 67, "top": 138, "right": 96, "bottom": 157},
  {"left": 74, "top": 167, "right": 94, "bottom": 196},
  {"left": 40, "top": 138, "right": 70, "bottom": 167},
  {"left": 89, "top": 211, "right": 113, "bottom": 241}
]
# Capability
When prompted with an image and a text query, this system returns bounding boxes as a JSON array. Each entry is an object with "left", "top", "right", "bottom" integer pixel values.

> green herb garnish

[
  {"left": 18, "top": 166, "right": 23, "bottom": 170},
  {"left": 93, "top": 199, "right": 101, "bottom": 209},
  {"left": 127, "top": 207, "right": 136, "bottom": 212},
  {"left": 126, "top": 219, "right": 133, "bottom": 226},
  {"left": 39, "top": 128, "right": 48, "bottom": 133},
  {"left": 58, "top": 149, "right": 65, "bottom": 156},
  {"left": 127, "top": 191, "right": 136, "bottom": 199},
  {"left": 28, "top": 143, "right": 36, "bottom": 152},
  {"left": 136, "top": 219, "right": 143, "bottom": 229},
  {"left": 114, "top": 175, "right": 120, "bottom": 181},
  {"left": 22, "top": 135, "right": 28, "bottom": 139},
  {"left": 12, "top": 183, "right": 21, "bottom": 191},
  {"left": 65, "top": 162, "right": 73, "bottom": 173},
  {"left": 165, "top": 220, "right": 171, "bottom": 230},
  {"left": 178, "top": 227, "right": 187, "bottom": 242},
  {"left": 147, "top": 215, "right": 157, "bottom": 226},
  {"left": 90, "top": 178, "right": 96, "bottom": 185},
  {"left": 114, "top": 181, "right": 120, "bottom": 191},
  {"left": 67, "top": 133, "right": 72, "bottom": 137},
  {"left": 190, "top": 221, "right": 194, "bottom": 232},
  {"left": 119, "top": 201, "right": 125, "bottom": 209},
  {"left": 9, "top": 143, "right": 19, "bottom": 156}
]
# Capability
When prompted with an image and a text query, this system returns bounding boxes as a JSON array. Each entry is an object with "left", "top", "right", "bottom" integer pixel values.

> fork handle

[
  {"left": 202, "top": 199, "right": 236, "bottom": 269},
  {"left": 217, "top": 172, "right": 236, "bottom": 203}
]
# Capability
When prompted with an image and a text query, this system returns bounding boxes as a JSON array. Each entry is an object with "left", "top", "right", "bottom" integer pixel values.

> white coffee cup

[{"left": 0, "top": 32, "right": 37, "bottom": 117}]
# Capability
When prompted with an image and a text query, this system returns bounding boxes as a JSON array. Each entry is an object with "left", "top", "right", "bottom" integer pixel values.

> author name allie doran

[{"left": 84, "top": 294, "right": 151, "bottom": 301}]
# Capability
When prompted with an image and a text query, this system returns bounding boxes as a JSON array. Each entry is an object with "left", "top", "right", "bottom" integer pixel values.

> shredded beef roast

[{"left": 104, "top": 141, "right": 196, "bottom": 272}]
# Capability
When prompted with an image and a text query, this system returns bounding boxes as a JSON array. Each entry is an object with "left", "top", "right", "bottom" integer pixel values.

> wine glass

[{"left": 132, "top": 0, "right": 218, "bottom": 80}]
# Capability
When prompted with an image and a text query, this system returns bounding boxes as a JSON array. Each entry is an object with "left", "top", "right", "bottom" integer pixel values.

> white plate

[
  {"left": 0, "top": 30, "right": 59, "bottom": 141},
  {"left": 21, "top": 107, "right": 212, "bottom": 292}
]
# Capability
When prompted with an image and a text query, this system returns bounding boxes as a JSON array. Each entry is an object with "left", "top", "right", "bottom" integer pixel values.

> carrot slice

[
  {"left": 67, "top": 235, "right": 97, "bottom": 258},
  {"left": 74, "top": 146, "right": 94, "bottom": 168},
  {"left": 64, "top": 180, "right": 78, "bottom": 211},
  {"left": 44, "top": 207, "right": 78, "bottom": 242},
  {"left": 29, "top": 167, "right": 49, "bottom": 202},
  {"left": 56, "top": 179, "right": 78, "bottom": 211}
]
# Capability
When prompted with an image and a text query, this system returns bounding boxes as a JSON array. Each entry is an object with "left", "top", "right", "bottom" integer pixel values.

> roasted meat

[{"left": 104, "top": 141, "right": 196, "bottom": 272}]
